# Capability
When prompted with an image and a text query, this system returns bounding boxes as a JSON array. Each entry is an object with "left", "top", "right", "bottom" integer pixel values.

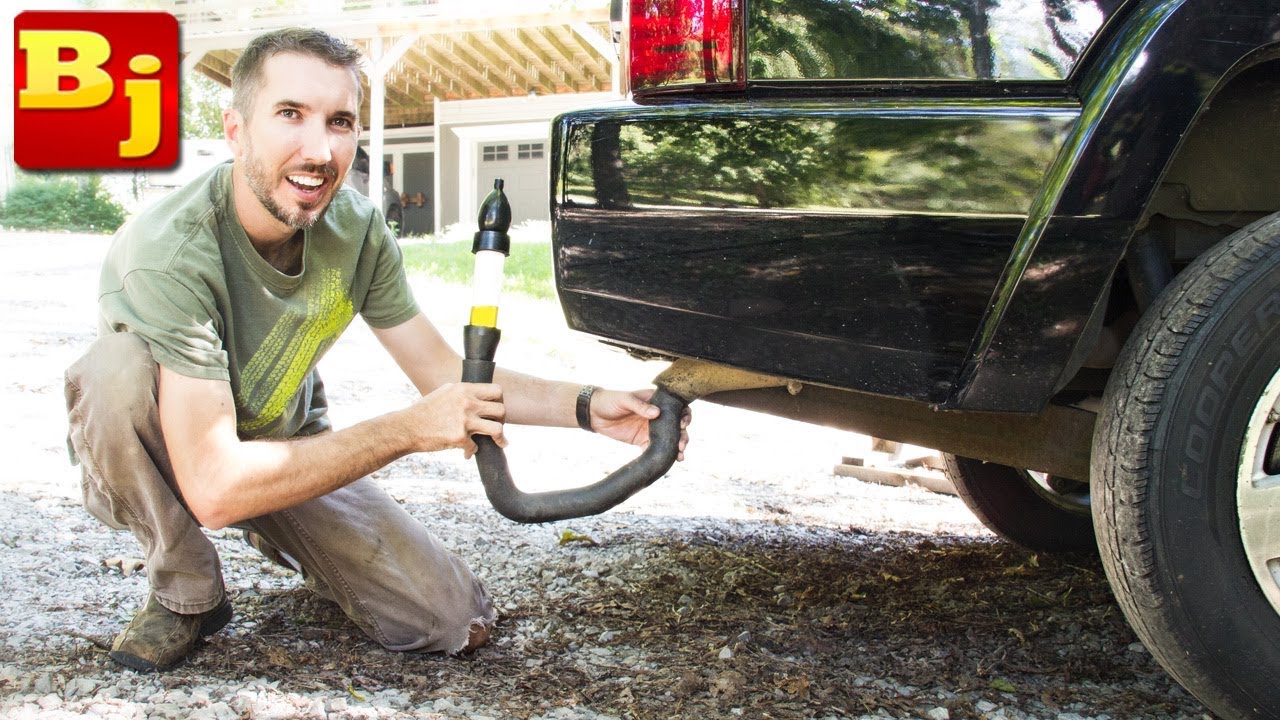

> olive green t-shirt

[{"left": 98, "top": 162, "right": 418, "bottom": 439}]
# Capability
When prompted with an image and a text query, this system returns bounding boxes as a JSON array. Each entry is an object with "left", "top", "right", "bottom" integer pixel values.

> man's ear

[{"left": 223, "top": 108, "right": 244, "bottom": 157}]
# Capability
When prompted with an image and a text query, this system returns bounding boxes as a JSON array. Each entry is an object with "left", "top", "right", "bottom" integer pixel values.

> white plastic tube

[{"left": 469, "top": 249, "right": 506, "bottom": 327}]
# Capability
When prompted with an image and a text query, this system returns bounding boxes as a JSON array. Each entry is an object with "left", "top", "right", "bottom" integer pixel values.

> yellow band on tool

[{"left": 469, "top": 305, "right": 499, "bottom": 328}]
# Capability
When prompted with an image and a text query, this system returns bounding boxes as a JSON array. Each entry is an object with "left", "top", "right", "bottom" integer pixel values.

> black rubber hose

[
  {"left": 472, "top": 388, "right": 686, "bottom": 523},
  {"left": 461, "top": 324, "right": 686, "bottom": 523}
]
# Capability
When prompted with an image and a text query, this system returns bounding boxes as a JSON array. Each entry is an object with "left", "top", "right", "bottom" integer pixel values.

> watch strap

[{"left": 576, "top": 385, "right": 598, "bottom": 432}]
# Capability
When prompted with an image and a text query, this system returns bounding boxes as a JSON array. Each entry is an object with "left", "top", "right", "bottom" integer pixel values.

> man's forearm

[
  {"left": 197, "top": 408, "right": 418, "bottom": 529},
  {"left": 492, "top": 366, "right": 580, "bottom": 428},
  {"left": 372, "top": 314, "right": 579, "bottom": 428},
  {"left": 166, "top": 374, "right": 505, "bottom": 530}
]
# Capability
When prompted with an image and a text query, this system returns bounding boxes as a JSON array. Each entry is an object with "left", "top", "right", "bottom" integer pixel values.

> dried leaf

[
  {"left": 1004, "top": 554, "right": 1041, "bottom": 576},
  {"left": 779, "top": 674, "right": 811, "bottom": 698},
  {"left": 672, "top": 669, "right": 703, "bottom": 697},
  {"left": 710, "top": 669, "right": 746, "bottom": 699},
  {"left": 265, "top": 646, "right": 293, "bottom": 668},
  {"left": 346, "top": 684, "right": 366, "bottom": 701},
  {"left": 558, "top": 530, "right": 598, "bottom": 546}
]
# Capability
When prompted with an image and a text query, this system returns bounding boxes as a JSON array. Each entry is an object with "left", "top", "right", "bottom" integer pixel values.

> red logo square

[{"left": 14, "top": 11, "right": 180, "bottom": 170}]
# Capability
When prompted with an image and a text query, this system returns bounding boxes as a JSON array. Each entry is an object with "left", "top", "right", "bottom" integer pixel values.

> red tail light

[{"left": 628, "top": 0, "right": 745, "bottom": 94}]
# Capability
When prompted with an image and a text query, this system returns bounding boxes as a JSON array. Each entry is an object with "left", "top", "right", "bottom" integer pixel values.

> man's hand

[
  {"left": 590, "top": 388, "right": 692, "bottom": 461},
  {"left": 371, "top": 314, "right": 691, "bottom": 458},
  {"left": 404, "top": 382, "right": 508, "bottom": 458}
]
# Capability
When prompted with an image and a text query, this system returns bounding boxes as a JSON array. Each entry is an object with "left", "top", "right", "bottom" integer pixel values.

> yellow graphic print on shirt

[{"left": 236, "top": 268, "right": 354, "bottom": 433}]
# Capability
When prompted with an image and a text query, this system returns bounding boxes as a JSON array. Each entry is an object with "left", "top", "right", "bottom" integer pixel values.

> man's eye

[
  {"left": 280, "top": 109, "right": 299, "bottom": 119},
  {"left": 332, "top": 118, "right": 352, "bottom": 129}
]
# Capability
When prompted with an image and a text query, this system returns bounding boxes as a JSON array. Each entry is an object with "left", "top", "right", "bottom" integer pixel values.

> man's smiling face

[{"left": 226, "top": 51, "right": 360, "bottom": 237}]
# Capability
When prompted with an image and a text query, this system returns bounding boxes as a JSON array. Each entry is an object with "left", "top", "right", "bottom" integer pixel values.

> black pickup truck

[{"left": 542, "top": 0, "right": 1280, "bottom": 717}]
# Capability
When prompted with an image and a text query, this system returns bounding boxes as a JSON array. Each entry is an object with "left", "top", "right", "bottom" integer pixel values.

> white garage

[
  {"left": 476, "top": 140, "right": 547, "bottom": 225},
  {"left": 434, "top": 92, "right": 614, "bottom": 233}
]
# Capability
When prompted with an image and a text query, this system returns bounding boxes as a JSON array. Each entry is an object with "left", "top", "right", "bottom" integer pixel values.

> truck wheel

[
  {"left": 1093, "top": 212, "right": 1280, "bottom": 720},
  {"left": 942, "top": 454, "right": 1094, "bottom": 552}
]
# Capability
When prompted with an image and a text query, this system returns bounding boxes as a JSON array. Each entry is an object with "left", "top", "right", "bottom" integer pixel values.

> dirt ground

[{"left": 0, "top": 230, "right": 1212, "bottom": 719}]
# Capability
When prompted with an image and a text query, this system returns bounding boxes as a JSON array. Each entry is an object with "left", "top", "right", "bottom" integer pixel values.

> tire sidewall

[
  {"left": 1125, "top": 247, "right": 1280, "bottom": 713},
  {"left": 945, "top": 454, "right": 1095, "bottom": 553}
]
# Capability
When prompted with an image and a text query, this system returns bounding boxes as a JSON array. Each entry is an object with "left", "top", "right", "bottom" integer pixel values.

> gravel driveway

[{"left": 0, "top": 230, "right": 1211, "bottom": 719}]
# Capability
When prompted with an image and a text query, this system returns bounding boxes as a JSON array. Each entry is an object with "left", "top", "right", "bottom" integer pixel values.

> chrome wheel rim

[
  {"left": 1024, "top": 469, "right": 1091, "bottom": 515},
  {"left": 1237, "top": 366, "right": 1280, "bottom": 616}
]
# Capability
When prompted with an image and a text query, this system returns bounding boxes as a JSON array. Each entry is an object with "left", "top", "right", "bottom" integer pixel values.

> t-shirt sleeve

[
  {"left": 358, "top": 221, "right": 420, "bottom": 329},
  {"left": 99, "top": 268, "right": 230, "bottom": 381}
]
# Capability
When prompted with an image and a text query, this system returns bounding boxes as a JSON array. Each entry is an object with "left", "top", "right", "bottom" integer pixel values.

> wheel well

[
  {"left": 1055, "top": 59, "right": 1280, "bottom": 404},
  {"left": 1142, "top": 59, "right": 1280, "bottom": 259}
]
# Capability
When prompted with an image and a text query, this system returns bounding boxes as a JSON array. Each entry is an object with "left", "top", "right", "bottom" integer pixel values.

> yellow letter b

[{"left": 18, "top": 30, "right": 113, "bottom": 109}]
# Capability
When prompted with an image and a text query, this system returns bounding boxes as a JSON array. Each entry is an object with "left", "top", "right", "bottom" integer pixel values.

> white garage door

[{"left": 476, "top": 141, "right": 549, "bottom": 224}]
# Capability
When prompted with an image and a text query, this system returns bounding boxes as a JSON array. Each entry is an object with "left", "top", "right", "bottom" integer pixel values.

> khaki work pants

[{"left": 64, "top": 333, "right": 495, "bottom": 654}]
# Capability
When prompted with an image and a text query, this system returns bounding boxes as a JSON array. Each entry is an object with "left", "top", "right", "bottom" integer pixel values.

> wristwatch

[{"left": 576, "top": 385, "right": 598, "bottom": 432}]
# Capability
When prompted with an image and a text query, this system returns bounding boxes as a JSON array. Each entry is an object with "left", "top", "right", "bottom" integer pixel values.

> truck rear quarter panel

[{"left": 551, "top": 0, "right": 1280, "bottom": 410}]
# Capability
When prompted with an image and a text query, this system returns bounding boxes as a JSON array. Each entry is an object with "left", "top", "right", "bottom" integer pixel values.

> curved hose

[
  {"left": 462, "top": 323, "right": 687, "bottom": 522},
  {"left": 470, "top": 388, "right": 687, "bottom": 523}
]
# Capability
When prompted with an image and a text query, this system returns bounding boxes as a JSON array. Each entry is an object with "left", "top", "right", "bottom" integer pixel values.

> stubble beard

[{"left": 242, "top": 137, "right": 336, "bottom": 231}]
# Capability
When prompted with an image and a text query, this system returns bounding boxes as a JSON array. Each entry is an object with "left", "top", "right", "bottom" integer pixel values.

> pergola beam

[
  {"left": 568, "top": 22, "right": 615, "bottom": 84},
  {"left": 196, "top": 52, "right": 235, "bottom": 86},
  {"left": 179, "top": 9, "right": 608, "bottom": 52},
  {"left": 537, "top": 26, "right": 592, "bottom": 89},
  {"left": 404, "top": 48, "right": 485, "bottom": 101},
  {"left": 438, "top": 35, "right": 509, "bottom": 97},
  {"left": 185, "top": 7, "right": 614, "bottom": 125},
  {"left": 482, "top": 30, "right": 544, "bottom": 94},
  {"left": 363, "top": 32, "right": 420, "bottom": 210},
  {"left": 455, "top": 34, "right": 525, "bottom": 96},
  {"left": 504, "top": 27, "right": 570, "bottom": 93}
]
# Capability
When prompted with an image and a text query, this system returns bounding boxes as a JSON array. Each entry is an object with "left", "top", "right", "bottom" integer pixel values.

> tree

[
  {"left": 0, "top": 174, "right": 127, "bottom": 233},
  {"left": 182, "top": 70, "right": 230, "bottom": 140},
  {"left": 590, "top": 122, "right": 633, "bottom": 210},
  {"left": 748, "top": 0, "right": 971, "bottom": 79}
]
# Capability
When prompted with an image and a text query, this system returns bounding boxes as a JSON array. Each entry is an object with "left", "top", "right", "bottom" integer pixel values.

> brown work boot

[{"left": 109, "top": 594, "right": 232, "bottom": 672}]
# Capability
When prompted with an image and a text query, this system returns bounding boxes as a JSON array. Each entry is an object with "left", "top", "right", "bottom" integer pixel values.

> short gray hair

[{"left": 231, "top": 27, "right": 363, "bottom": 118}]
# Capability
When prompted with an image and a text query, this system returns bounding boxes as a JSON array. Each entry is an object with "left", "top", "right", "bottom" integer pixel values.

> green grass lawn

[{"left": 402, "top": 239, "right": 555, "bottom": 300}]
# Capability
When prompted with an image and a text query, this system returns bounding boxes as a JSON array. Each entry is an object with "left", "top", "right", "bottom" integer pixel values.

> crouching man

[{"left": 64, "top": 27, "right": 687, "bottom": 672}]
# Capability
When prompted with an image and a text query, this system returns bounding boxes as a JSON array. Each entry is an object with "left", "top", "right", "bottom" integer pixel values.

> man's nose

[{"left": 298, "top": 119, "right": 333, "bottom": 165}]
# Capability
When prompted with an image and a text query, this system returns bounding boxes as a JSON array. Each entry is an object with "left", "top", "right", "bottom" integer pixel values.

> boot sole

[
  {"left": 198, "top": 599, "right": 233, "bottom": 637},
  {"left": 109, "top": 600, "right": 233, "bottom": 672},
  {"left": 109, "top": 649, "right": 162, "bottom": 673}
]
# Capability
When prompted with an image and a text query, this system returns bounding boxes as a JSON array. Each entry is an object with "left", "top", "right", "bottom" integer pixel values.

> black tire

[
  {"left": 942, "top": 454, "right": 1095, "bottom": 552},
  {"left": 1093, "top": 212, "right": 1280, "bottom": 720},
  {"left": 385, "top": 204, "right": 403, "bottom": 237}
]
